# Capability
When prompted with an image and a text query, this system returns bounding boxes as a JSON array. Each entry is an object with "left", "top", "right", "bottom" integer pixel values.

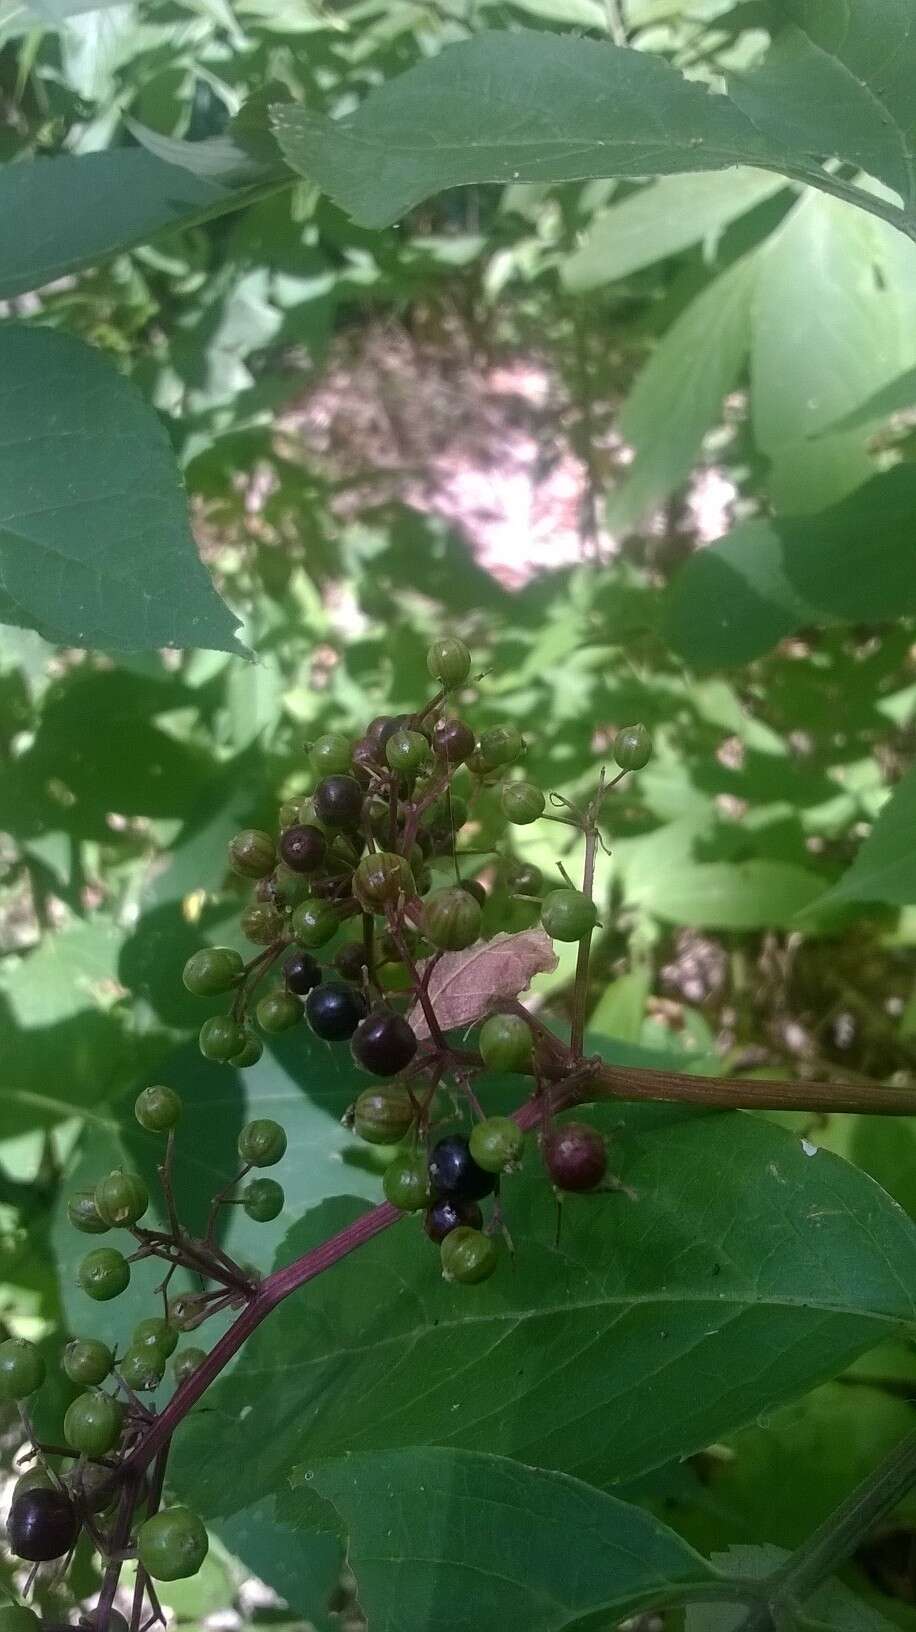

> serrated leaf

[
  {"left": 0, "top": 326, "right": 242, "bottom": 653},
  {"left": 171, "top": 1102, "right": 916, "bottom": 1517},
  {"left": 407, "top": 928, "right": 557, "bottom": 1039},
  {"left": 811, "top": 765, "right": 916, "bottom": 911}
]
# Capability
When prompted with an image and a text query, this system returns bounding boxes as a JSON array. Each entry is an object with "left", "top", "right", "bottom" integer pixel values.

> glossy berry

[
  {"left": 243, "top": 1178, "right": 284, "bottom": 1222},
  {"left": 440, "top": 1226, "right": 498, "bottom": 1284},
  {"left": 240, "top": 902, "right": 285, "bottom": 946},
  {"left": 382, "top": 1152, "right": 431, "bottom": 1211},
  {"left": 306, "top": 981, "right": 368, "bottom": 1042},
  {"left": 427, "top": 636, "right": 472, "bottom": 689},
  {"left": 119, "top": 1346, "right": 166, "bottom": 1391},
  {"left": 78, "top": 1248, "right": 130, "bottom": 1302},
  {"left": 67, "top": 1190, "right": 110, "bottom": 1235},
  {"left": 421, "top": 886, "right": 481, "bottom": 951},
  {"left": 479, "top": 1013, "right": 534, "bottom": 1074},
  {"left": 313, "top": 775, "right": 364, "bottom": 829},
  {"left": 228, "top": 829, "right": 276, "bottom": 879},
  {"left": 12, "top": 1468, "right": 54, "bottom": 1503},
  {"left": 540, "top": 888, "right": 599, "bottom": 942},
  {"left": 173, "top": 1347, "right": 207, "bottom": 1386},
  {"left": 64, "top": 1391, "right": 123, "bottom": 1457},
  {"left": 352, "top": 1011, "right": 418, "bottom": 1076},
  {"left": 469, "top": 1116, "right": 525, "bottom": 1174},
  {"left": 271, "top": 863, "right": 312, "bottom": 909},
  {"left": 353, "top": 851, "right": 415, "bottom": 912},
  {"left": 62, "top": 1338, "right": 112, "bottom": 1387},
  {"left": 238, "top": 1118, "right": 287, "bottom": 1168},
  {"left": 0, "top": 1339, "right": 45, "bottom": 1401},
  {"left": 135, "top": 1084, "right": 181, "bottom": 1133},
  {"left": 428, "top": 1134, "right": 496, "bottom": 1201},
  {"left": 614, "top": 723, "right": 652, "bottom": 772},
  {"left": 8, "top": 1487, "right": 79, "bottom": 1562},
  {"left": 543, "top": 1121, "right": 607, "bottom": 1192},
  {"left": 232, "top": 1031, "right": 263, "bottom": 1068},
  {"left": 256, "top": 990, "right": 303, "bottom": 1034},
  {"left": 386, "top": 728, "right": 429, "bottom": 773},
  {"left": 95, "top": 1169, "right": 148, "bottom": 1228},
  {"left": 278, "top": 823, "right": 326, "bottom": 874},
  {"left": 137, "top": 1506, "right": 209, "bottom": 1582},
  {"left": 333, "top": 941, "right": 367, "bottom": 982},
  {"left": 477, "top": 724, "right": 524, "bottom": 770},
  {"left": 501, "top": 781, "right": 545, "bottom": 825},
  {"left": 134, "top": 1317, "right": 179, "bottom": 1358},
  {"left": 460, "top": 878, "right": 487, "bottom": 907},
  {"left": 291, "top": 899, "right": 340, "bottom": 949},
  {"left": 199, "top": 1015, "right": 247, "bottom": 1063},
  {"left": 353, "top": 1085, "right": 414, "bottom": 1145},
  {"left": 423, "top": 1197, "right": 483, "bottom": 1243},
  {"left": 432, "top": 716, "right": 476, "bottom": 765},
  {"left": 278, "top": 799, "right": 300, "bottom": 830},
  {"left": 181, "top": 947, "right": 243, "bottom": 997},
  {"left": 310, "top": 732, "right": 353, "bottom": 776},
  {"left": 506, "top": 860, "right": 543, "bottom": 897},
  {"left": 285, "top": 949, "right": 322, "bottom": 995}
]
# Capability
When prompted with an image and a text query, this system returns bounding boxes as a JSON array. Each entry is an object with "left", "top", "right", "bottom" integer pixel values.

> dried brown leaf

[{"left": 408, "top": 927, "right": 557, "bottom": 1040}]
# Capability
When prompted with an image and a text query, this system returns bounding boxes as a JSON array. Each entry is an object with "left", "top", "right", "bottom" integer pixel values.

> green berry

[
  {"left": 63, "top": 1391, "right": 123, "bottom": 1457},
  {"left": 256, "top": 990, "right": 303, "bottom": 1033},
  {"left": 78, "top": 1248, "right": 130, "bottom": 1302},
  {"left": 199, "top": 1015, "right": 247, "bottom": 1063},
  {"left": 540, "top": 888, "right": 599, "bottom": 942},
  {"left": 440, "top": 1226, "right": 498, "bottom": 1284},
  {"left": 0, "top": 1606, "right": 41, "bottom": 1632},
  {"left": 119, "top": 1345, "right": 166, "bottom": 1391},
  {"left": 291, "top": 899, "right": 340, "bottom": 948},
  {"left": 614, "top": 723, "right": 652, "bottom": 772},
  {"left": 12, "top": 1468, "right": 55, "bottom": 1502},
  {"left": 240, "top": 902, "right": 285, "bottom": 945},
  {"left": 382, "top": 1152, "right": 430, "bottom": 1211},
  {"left": 231, "top": 1030, "right": 263, "bottom": 1068},
  {"left": 478, "top": 724, "right": 524, "bottom": 770},
  {"left": 67, "top": 1190, "right": 110, "bottom": 1235},
  {"left": 479, "top": 1013, "right": 534, "bottom": 1073},
  {"left": 421, "top": 886, "right": 482, "bottom": 951},
  {"left": 238, "top": 1119, "right": 287, "bottom": 1168},
  {"left": 0, "top": 1339, "right": 45, "bottom": 1401},
  {"left": 135, "top": 1085, "right": 181, "bottom": 1134},
  {"left": 137, "top": 1506, "right": 209, "bottom": 1582},
  {"left": 62, "top": 1338, "right": 113, "bottom": 1386},
  {"left": 173, "top": 1348, "right": 207, "bottom": 1386},
  {"left": 271, "top": 863, "right": 313, "bottom": 909},
  {"left": 94, "top": 1170, "right": 149, "bottom": 1229},
  {"left": 228, "top": 829, "right": 276, "bottom": 879},
  {"left": 181, "top": 947, "right": 243, "bottom": 997},
  {"left": 133, "top": 1318, "right": 179, "bottom": 1359},
  {"left": 386, "top": 728, "right": 429, "bottom": 773},
  {"left": 469, "top": 1117, "right": 525, "bottom": 1174},
  {"left": 353, "top": 851, "right": 415, "bottom": 912},
  {"left": 278, "top": 800, "right": 300, "bottom": 829},
  {"left": 501, "top": 781, "right": 545, "bottom": 825},
  {"left": 242, "top": 1178, "right": 284, "bottom": 1222},
  {"left": 505, "top": 860, "right": 543, "bottom": 897},
  {"left": 427, "top": 636, "right": 472, "bottom": 690},
  {"left": 310, "top": 733, "right": 353, "bottom": 776},
  {"left": 353, "top": 1085, "right": 414, "bottom": 1145}
]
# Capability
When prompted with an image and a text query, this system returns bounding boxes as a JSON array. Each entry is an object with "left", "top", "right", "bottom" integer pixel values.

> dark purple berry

[
  {"left": 278, "top": 824, "right": 326, "bottom": 874},
  {"left": 352, "top": 1011, "right": 418, "bottom": 1076},
  {"left": 432, "top": 717, "right": 476, "bottom": 765},
  {"left": 284, "top": 951, "right": 322, "bottom": 995},
  {"left": 543, "top": 1121, "right": 607, "bottom": 1192},
  {"left": 8, "top": 1487, "right": 79, "bottom": 1562},
  {"left": 424, "top": 1197, "right": 483, "bottom": 1243},
  {"left": 335, "top": 942, "right": 368, "bottom": 981},
  {"left": 428, "top": 1134, "right": 496, "bottom": 1202},
  {"left": 313, "top": 776, "right": 365, "bottom": 829},
  {"left": 306, "top": 981, "right": 369, "bottom": 1042}
]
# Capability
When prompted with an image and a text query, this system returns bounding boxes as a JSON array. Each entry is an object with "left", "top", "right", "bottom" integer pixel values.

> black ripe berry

[
  {"left": 543, "top": 1121, "right": 607, "bottom": 1192},
  {"left": 8, "top": 1487, "right": 80, "bottom": 1562},
  {"left": 306, "top": 981, "right": 368, "bottom": 1042},
  {"left": 428, "top": 1134, "right": 496, "bottom": 1202},
  {"left": 334, "top": 941, "right": 368, "bottom": 982},
  {"left": 432, "top": 717, "right": 476, "bottom": 765},
  {"left": 423, "top": 1197, "right": 483, "bottom": 1244},
  {"left": 278, "top": 824, "right": 326, "bottom": 874},
  {"left": 313, "top": 775, "right": 364, "bottom": 829},
  {"left": 284, "top": 950, "right": 322, "bottom": 996},
  {"left": 352, "top": 1011, "right": 418, "bottom": 1076}
]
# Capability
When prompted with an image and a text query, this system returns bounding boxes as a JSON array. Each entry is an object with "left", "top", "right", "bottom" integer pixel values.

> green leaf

[
  {"left": 0, "top": 326, "right": 242, "bottom": 653},
  {"left": 285, "top": 1448, "right": 717, "bottom": 1632},
  {"left": 686, "top": 1544, "right": 899, "bottom": 1632},
  {"left": 822, "top": 363, "right": 916, "bottom": 434},
  {"left": 270, "top": 25, "right": 916, "bottom": 237},
  {"left": 664, "top": 466, "right": 916, "bottom": 667},
  {"left": 606, "top": 254, "right": 755, "bottom": 534},
  {"left": 562, "top": 169, "right": 785, "bottom": 291},
  {"left": 812, "top": 766, "right": 916, "bottom": 910},
  {"left": 172, "top": 1102, "right": 916, "bottom": 1516},
  {"left": 626, "top": 858, "right": 827, "bottom": 930},
  {"left": 588, "top": 969, "right": 651, "bottom": 1044}
]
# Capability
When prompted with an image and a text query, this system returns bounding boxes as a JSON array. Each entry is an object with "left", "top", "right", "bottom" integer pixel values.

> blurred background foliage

[{"left": 1, "top": 0, "right": 916, "bottom": 1628}]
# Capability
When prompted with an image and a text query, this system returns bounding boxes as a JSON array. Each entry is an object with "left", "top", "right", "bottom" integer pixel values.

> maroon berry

[
  {"left": 335, "top": 942, "right": 368, "bottom": 982},
  {"left": 352, "top": 1011, "right": 418, "bottom": 1076},
  {"left": 284, "top": 951, "right": 322, "bottom": 995},
  {"left": 543, "top": 1121, "right": 607, "bottom": 1192},
  {"left": 432, "top": 717, "right": 476, "bottom": 765},
  {"left": 424, "top": 1197, "right": 483, "bottom": 1243},
  {"left": 278, "top": 824, "right": 326, "bottom": 874},
  {"left": 313, "top": 776, "right": 364, "bottom": 829},
  {"left": 8, "top": 1487, "right": 80, "bottom": 1561}
]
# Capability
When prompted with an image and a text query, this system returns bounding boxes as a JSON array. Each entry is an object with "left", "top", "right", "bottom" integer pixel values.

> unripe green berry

[
  {"left": 278, "top": 800, "right": 300, "bottom": 830},
  {"left": 181, "top": 947, "right": 243, "bottom": 997},
  {"left": 78, "top": 1248, "right": 130, "bottom": 1302},
  {"left": 540, "top": 888, "right": 599, "bottom": 942},
  {"left": 240, "top": 902, "right": 285, "bottom": 946},
  {"left": 478, "top": 724, "right": 524, "bottom": 770},
  {"left": 238, "top": 1119, "right": 287, "bottom": 1168},
  {"left": 440, "top": 1226, "right": 498, "bottom": 1284},
  {"left": 173, "top": 1347, "right": 207, "bottom": 1386},
  {"left": 133, "top": 1318, "right": 179, "bottom": 1359},
  {"left": 353, "top": 1085, "right": 414, "bottom": 1145},
  {"left": 310, "top": 733, "right": 353, "bottom": 776},
  {"left": 119, "top": 1345, "right": 166, "bottom": 1391},
  {"left": 63, "top": 1338, "right": 113, "bottom": 1387},
  {"left": 427, "top": 636, "right": 472, "bottom": 689},
  {"left": 386, "top": 728, "right": 429, "bottom": 773},
  {"left": 94, "top": 1170, "right": 149, "bottom": 1229},
  {"left": 12, "top": 1468, "right": 54, "bottom": 1503},
  {"left": 67, "top": 1189, "right": 110, "bottom": 1235},
  {"left": 506, "top": 860, "right": 543, "bottom": 897},
  {"left": 228, "top": 829, "right": 276, "bottom": 879},
  {"left": 421, "top": 886, "right": 481, "bottom": 951},
  {"left": 291, "top": 899, "right": 340, "bottom": 948},
  {"left": 469, "top": 1116, "right": 525, "bottom": 1174},
  {"left": 256, "top": 990, "right": 303, "bottom": 1034},
  {"left": 614, "top": 723, "right": 652, "bottom": 772},
  {"left": 64, "top": 1391, "right": 123, "bottom": 1456},
  {"left": 353, "top": 851, "right": 415, "bottom": 912},
  {"left": 135, "top": 1085, "right": 181, "bottom": 1133},
  {"left": 243, "top": 1178, "right": 285, "bottom": 1222},
  {"left": 479, "top": 1013, "right": 534, "bottom": 1074},
  {"left": 382, "top": 1152, "right": 430, "bottom": 1211},
  {"left": 0, "top": 1339, "right": 45, "bottom": 1401},
  {"left": 137, "top": 1506, "right": 209, "bottom": 1582},
  {"left": 198, "top": 1015, "right": 247, "bottom": 1063},
  {"left": 231, "top": 1030, "right": 263, "bottom": 1068},
  {"left": 271, "top": 863, "right": 312, "bottom": 909},
  {"left": 501, "top": 781, "right": 545, "bottom": 825}
]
